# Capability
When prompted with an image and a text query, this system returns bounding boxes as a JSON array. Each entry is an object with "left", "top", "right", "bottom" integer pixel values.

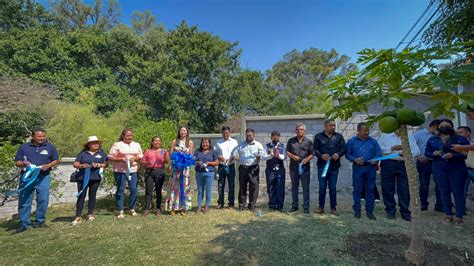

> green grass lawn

[{"left": 0, "top": 195, "right": 473, "bottom": 265}]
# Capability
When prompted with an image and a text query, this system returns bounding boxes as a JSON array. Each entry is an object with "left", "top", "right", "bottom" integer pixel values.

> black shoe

[
  {"left": 15, "top": 225, "right": 28, "bottom": 234},
  {"left": 218, "top": 205, "right": 225, "bottom": 209},
  {"left": 249, "top": 208, "right": 257, "bottom": 212},
  {"left": 303, "top": 209, "right": 310, "bottom": 214},
  {"left": 367, "top": 213, "right": 376, "bottom": 220},
  {"left": 354, "top": 212, "right": 361, "bottom": 219},
  {"left": 35, "top": 223, "right": 49, "bottom": 228},
  {"left": 434, "top": 206, "right": 444, "bottom": 212},
  {"left": 421, "top": 206, "right": 428, "bottom": 211},
  {"left": 237, "top": 207, "right": 245, "bottom": 211},
  {"left": 228, "top": 204, "right": 235, "bottom": 208},
  {"left": 276, "top": 208, "right": 284, "bottom": 212},
  {"left": 387, "top": 214, "right": 396, "bottom": 220},
  {"left": 289, "top": 207, "right": 299, "bottom": 212},
  {"left": 402, "top": 216, "right": 412, "bottom": 222}
]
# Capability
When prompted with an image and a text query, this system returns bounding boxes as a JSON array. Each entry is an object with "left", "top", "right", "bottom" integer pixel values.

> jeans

[
  {"left": 380, "top": 160, "right": 410, "bottom": 218},
  {"left": 265, "top": 167, "right": 285, "bottom": 209},
  {"left": 196, "top": 171, "right": 215, "bottom": 207},
  {"left": 464, "top": 168, "right": 474, "bottom": 204},
  {"left": 18, "top": 174, "right": 51, "bottom": 227},
  {"left": 318, "top": 167, "right": 339, "bottom": 210},
  {"left": 217, "top": 164, "right": 236, "bottom": 206},
  {"left": 114, "top": 172, "right": 138, "bottom": 211},
  {"left": 75, "top": 179, "right": 100, "bottom": 217},
  {"left": 416, "top": 160, "right": 442, "bottom": 209},
  {"left": 144, "top": 168, "right": 165, "bottom": 210},
  {"left": 433, "top": 161, "right": 468, "bottom": 218},
  {"left": 352, "top": 164, "right": 376, "bottom": 213},
  {"left": 238, "top": 164, "right": 259, "bottom": 210},
  {"left": 290, "top": 168, "right": 310, "bottom": 210}
]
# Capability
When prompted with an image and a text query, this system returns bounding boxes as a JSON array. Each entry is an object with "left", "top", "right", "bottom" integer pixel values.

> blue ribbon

[
  {"left": 298, "top": 163, "right": 304, "bottom": 175},
  {"left": 171, "top": 152, "right": 195, "bottom": 170},
  {"left": 5, "top": 164, "right": 42, "bottom": 197},
  {"left": 126, "top": 159, "right": 131, "bottom": 181},
  {"left": 322, "top": 160, "right": 330, "bottom": 178},
  {"left": 372, "top": 153, "right": 400, "bottom": 161},
  {"left": 76, "top": 167, "right": 91, "bottom": 198}
]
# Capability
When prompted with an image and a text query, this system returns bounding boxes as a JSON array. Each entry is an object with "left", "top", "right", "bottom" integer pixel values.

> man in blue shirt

[
  {"left": 14, "top": 128, "right": 59, "bottom": 234},
  {"left": 264, "top": 131, "right": 287, "bottom": 212},
  {"left": 346, "top": 123, "right": 382, "bottom": 220},
  {"left": 413, "top": 119, "right": 443, "bottom": 212}
]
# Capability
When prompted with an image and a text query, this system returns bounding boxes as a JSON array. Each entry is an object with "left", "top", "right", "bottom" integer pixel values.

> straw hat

[{"left": 84, "top": 136, "right": 102, "bottom": 146}]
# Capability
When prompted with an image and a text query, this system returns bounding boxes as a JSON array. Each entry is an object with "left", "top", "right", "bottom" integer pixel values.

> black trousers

[
  {"left": 76, "top": 179, "right": 100, "bottom": 217},
  {"left": 361, "top": 184, "right": 381, "bottom": 200},
  {"left": 145, "top": 168, "right": 165, "bottom": 210},
  {"left": 238, "top": 164, "right": 260, "bottom": 210}
]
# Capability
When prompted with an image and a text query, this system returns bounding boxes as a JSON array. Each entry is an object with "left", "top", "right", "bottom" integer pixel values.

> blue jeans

[
  {"left": 433, "top": 161, "right": 468, "bottom": 218},
  {"left": 380, "top": 160, "right": 410, "bottom": 218},
  {"left": 416, "top": 160, "right": 442, "bottom": 209},
  {"left": 290, "top": 168, "right": 310, "bottom": 210},
  {"left": 114, "top": 172, "right": 138, "bottom": 211},
  {"left": 352, "top": 164, "right": 376, "bottom": 214},
  {"left": 265, "top": 167, "right": 285, "bottom": 209},
  {"left": 196, "top": 171, "right": 215, "bottom": 207},
  {"left": 217, "top": 164, "right": 236, "bottom": 206},
  {"left": 18, "top": 174, "right": 51, "bottom": 227},
  {"left": 318, "top": 167, "right": 339, "bottom": 210},
  {"left": 464, "top": 168, "right": 474, "bottom": 204}
]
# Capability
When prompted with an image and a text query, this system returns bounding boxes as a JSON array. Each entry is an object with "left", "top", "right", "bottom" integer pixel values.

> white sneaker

[
  {"left": 71, "top": 218, "right": 81, "bottom": 226},
  {"left": 130, "top": 209, "right": 138, "bottom": 216},
  {"left": 117, "top": 211, "right": 125, "bottom": 219},
  {"left": 87, "top": 215, "right": 95, "bottom": 221}
]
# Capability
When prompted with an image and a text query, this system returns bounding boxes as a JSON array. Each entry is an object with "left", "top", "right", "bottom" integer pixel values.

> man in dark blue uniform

[
  {"left": 14, "top": 128, "right": 59, "bottom": 234},
  {"left": 264, "top": 131, "right": 287, "bottom": 212}
]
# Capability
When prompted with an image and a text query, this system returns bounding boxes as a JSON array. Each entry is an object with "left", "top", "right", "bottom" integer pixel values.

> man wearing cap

[
  {"left": 14, "top": 127, "right": 59, "bottom": 234},
  {"left": 264, "top": 131, "right": 287, "bottom": 211}
]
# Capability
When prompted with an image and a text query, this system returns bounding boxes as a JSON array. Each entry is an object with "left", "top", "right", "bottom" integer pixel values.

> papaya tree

[{"left": 327, "top": 43, "right": 474, "bottom": 265}]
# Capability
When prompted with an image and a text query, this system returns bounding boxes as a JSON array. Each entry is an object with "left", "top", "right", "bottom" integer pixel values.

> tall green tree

[
  {"left": 0, "top": 0, "right": 53, "bottom": 31},
  {"left": 266, "top": 48, "right": 353, "bottom": 115},
  {"left": 328, "top": 43, "right": 474, "bottom": 265}
]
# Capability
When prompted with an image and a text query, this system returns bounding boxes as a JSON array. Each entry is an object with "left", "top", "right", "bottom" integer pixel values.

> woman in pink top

[
  {"left": 141, "top": 136, "right": 169, "bottom": 217},
  {"left": 108, "top": 128, "right": 143, "bottom": 219}
]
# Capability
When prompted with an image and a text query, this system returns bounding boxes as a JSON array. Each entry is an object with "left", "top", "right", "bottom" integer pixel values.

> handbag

[{"left": 70, "top": 170, "right": 79, "bottom": 183}]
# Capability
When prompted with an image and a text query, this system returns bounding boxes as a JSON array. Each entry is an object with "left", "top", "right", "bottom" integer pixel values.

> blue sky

[{"left": 40, "top": 0, "right": 431, "bottom": 71}]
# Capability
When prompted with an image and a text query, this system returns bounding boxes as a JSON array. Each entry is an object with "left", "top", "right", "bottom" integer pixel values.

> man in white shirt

[
  {"left": 378, "top": 130, "right": 420, "bottom": 222},
  {"left": 214, "top": 126, "right": 239, "bottom": 209},
  {"left": 232, "top": 128, "right": 266, "bottom": 211}
]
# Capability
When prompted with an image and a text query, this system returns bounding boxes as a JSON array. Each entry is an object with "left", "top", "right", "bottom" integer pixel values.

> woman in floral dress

[{"left": 166, "top": 126, "right": 194, "bottom": 214}]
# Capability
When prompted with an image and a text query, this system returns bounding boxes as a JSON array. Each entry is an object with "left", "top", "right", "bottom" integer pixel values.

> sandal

[
  {"left": 87, "top": 214, "right": 95, "bottom": 221},
  {"left": 155, "top": 209, "right": 161, "bottom": 216},
  {"left": 443, "top": 216, "right": 453, "bottom": 224},
  {"left": 71, "top": 217, "right": 82, "bottom": 226},
  {"left": 130, "top": 209, "right": 138, "bottom": 216},
  {"left": 455, "top": 218, "right": 464, "bottom": 227},
  {"left": 117, "top": 211, "right": 125, "bottom": 219}
]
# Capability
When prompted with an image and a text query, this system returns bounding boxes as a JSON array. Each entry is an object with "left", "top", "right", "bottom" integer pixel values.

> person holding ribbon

[
  {"left": 194, "top": 138, "right": 219, "bottom": 214},
  {"left": 286, "top": 123, "right": 314, "bottom": 214},
  {"left": 140, "top": 136, "right": 169, "bottom": 217},
  {"left": 71, "top": 136, "right": 108, "bottom": 226},
  {"left": 378, "top": 129, "right": 419, "bottom": 222},
  {"left": 14, "top": 127, "right": 59, "bottom": 234},
  {"left": 425, "top": 119, "right": 469, "bottom": 226},
  {"left": 166, "top": 126, "right": 194, "bottom": 214},
  {"left": 264, "top": 131, "right": 287, "bottom": 212},
  {"left": 313, "top": 120, "right": 346, "bottom": 216},
  {"left": 214, "top": 126, "right": 239, "bottom": 209},
  {"left": 346, "top": 123, "right": 382, "bottom": 220},
  {"left": 108, "top": 128, "right": 143, "bottom": 219},
  {"left": 232, "top": 128, "right": 266, "bottom": 212}
]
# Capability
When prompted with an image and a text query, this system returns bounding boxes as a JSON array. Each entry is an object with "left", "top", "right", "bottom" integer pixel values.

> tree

[
  {"left": 328, "top": 43, "right": 474, "bottom": 264},
  {"left": 0, "top": 0, "right": 54, "bottom": 31},
  {"left": 266, "top": 48, "right": 353, "bottom": 115},
  {"left": 131, "top": 10, "right": 156, "bottom": 35}
]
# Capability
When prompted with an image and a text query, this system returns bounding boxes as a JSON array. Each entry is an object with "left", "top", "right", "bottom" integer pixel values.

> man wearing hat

[
  {"left": 14, "top": 127, "right": 59, "bottom": 234},
  {"left": 264, "top": 131, "right": 287, "bottom": 211}
]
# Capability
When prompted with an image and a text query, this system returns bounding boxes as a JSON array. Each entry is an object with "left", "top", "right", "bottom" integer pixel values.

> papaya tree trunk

[{"left": 399, "top": 124, "right": 425, "bottom": 265}]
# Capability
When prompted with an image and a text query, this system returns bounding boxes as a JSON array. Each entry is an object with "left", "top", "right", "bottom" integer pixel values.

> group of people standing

[{"left": 12, "top": 116, "right": 473, "bottom": 233}]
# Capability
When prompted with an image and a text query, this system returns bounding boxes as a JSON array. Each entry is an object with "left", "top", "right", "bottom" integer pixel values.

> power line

[
  {"left": 404, "top": 2, "right": 442, "bottom": 49},
  {"left": 395, "top": 1, "right": 435, "bottom": 51}
]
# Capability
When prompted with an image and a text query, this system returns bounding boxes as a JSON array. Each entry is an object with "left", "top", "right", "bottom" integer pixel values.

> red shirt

[{"left": 142, "top": 149, "right": 166, "bottom": 169}]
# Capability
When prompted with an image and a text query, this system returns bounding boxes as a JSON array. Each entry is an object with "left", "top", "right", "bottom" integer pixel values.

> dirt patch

[{"left": 340, "top": 233, "right": 471, "bottom": 265}]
